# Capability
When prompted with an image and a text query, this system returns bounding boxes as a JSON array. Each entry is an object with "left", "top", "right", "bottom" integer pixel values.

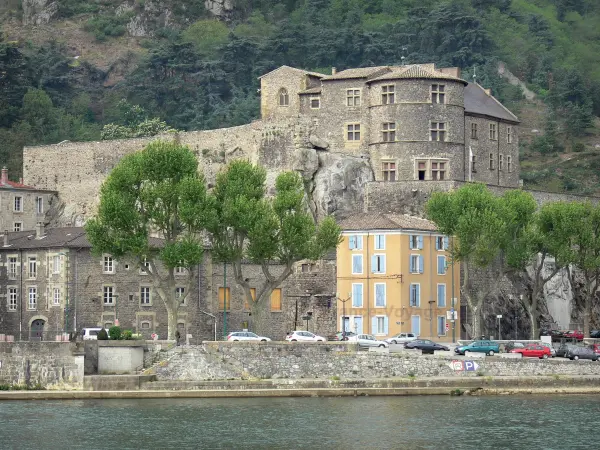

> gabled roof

[
  {"left": 338, "top": 213, "right": 438, "bottom": 232},
  {"left": 258, "top": 65, "right": 325, "bottom": 80},
  {"left": 321, "top": 66, "right": 391, "bottom": 81},
  {"left": 0, "top": 227, "right": 165, "bottom": 250},
  {"left": 0, "top": 179, "right": 55, "bottom": 192},
  {"left": 464, "top": 82, "right": 519, "bottom": 124},
  {"left": 367, "top": 64, "right": 467, "bottom": 85}
]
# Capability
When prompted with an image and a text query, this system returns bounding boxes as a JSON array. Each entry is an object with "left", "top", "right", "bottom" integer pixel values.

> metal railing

[{"left": 0, "top": 331, "right": 73, "bottom": 342}]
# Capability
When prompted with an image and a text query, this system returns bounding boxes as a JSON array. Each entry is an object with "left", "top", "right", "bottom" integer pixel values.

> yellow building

[{"left": 336, "top": 213, "right": 460, "bottom": 342}]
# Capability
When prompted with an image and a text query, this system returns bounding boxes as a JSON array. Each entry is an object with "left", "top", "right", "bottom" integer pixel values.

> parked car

[
  {"left": 327, "top": 331, "right": 356, "bottom": 341},
  {"left": 347, "top": 334, "right": 389, "bottom": 348},
  {"left": 504, "top": 341, "right": 525, "bottom": 353},
  {"left": 563, "top": 330, "right": 584, "bottom": 341},
  {"left": 285, "top": 331, "right": 326, "bottom": 342},
  {"left": 510, "top": 344, "right": 552, "bottom": 359},
  {"left": 590, "top": 330, "right": 600, "bottom": 339},
  {"left": 540, "top": 343, "right": 556, "bottom": 357},
  {"left": 556, "top": 342, "right": 579, "bottom": 358},
  {"left": 590, "top": 343, "right": 600, "bottom": 355},
  {"left": 81, "top": 327, "right": 109, "bottom": 340},
  {"left": 566, "top": 346, "right": 599, "bottom": 361},
  {"left": 227, "top": 332, "right": 271, "bottom": 342},
  {"left": 455, "top": 340, "right": 500, "bottom": 356},
  {"left": 404, "top": 339, "right": 449, "bottom": 352},
  {"left": 384, "top": 333, "right": 418, "bottom": 345}
]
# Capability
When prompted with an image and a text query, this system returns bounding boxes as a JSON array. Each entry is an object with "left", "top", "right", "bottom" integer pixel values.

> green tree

[
  {"left": 181, "top": 19, "right": 230, "bottom": 57},
  {"left": 20, "top": 88, "right": 57, "bottom": 144},
  {"left": 426, "top": 184, "right": 506, "bottom": 338},
  {"left": 85, "top": 140, "right": 212, "bottom": 339},
  {"left": 207, "top": 160, "right": 341, "bottom": 334}
]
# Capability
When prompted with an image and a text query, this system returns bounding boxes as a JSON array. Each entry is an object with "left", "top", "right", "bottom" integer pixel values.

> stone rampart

[
  {"left": 0, "top": 342, "right": 84, "bottom": 388},
  {"left": 154, "top": 342, "right": 600, "bottom": 381}
]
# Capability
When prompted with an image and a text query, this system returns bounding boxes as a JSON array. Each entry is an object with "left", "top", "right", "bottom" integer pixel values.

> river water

[{"left": 0, "top": 395, "right": 597, "bottom": 449}]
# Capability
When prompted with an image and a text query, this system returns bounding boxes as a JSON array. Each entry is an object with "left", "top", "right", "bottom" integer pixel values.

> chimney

[
  {"left": 19, "top": 177, "right": 23, "bottom": 184},
  {"left": 1, "top": 167, "right": 7, "bottom": 184},
  {"left": 3, "top": 230, "right": 8, "bottom": 247},
  {"left": 35, "top": 222, "right": 45, "bottom": 239},
  {"left": 484, "top": 88, "right": 492, "bottom": 96},
  {"left": 331, "top": 67, "right": 337, "bottom": 75}
]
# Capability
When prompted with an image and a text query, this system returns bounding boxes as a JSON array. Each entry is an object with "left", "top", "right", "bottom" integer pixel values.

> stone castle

[{"left": 3, "top": 63, "right": 583, "bottom": 339}]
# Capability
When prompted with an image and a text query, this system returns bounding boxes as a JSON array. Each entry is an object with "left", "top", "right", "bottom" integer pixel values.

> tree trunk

[
  {"left": 471, "top": 303, "right": 481, "bottom": 338},
  {"left": 250, "top": 290, "right": 274, "bottom": 337},
  {"left": 166, "top": 303, "right": 178, "bottom": 340},
  {"left": 584, "top": 292, "right": 591, "bottom": 338}
]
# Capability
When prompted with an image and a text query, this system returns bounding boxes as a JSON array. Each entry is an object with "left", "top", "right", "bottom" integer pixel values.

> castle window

[
  {"left": 489, "top": 123, "right": 497, "bottom": 140},
  {"left": 382, "top": 122, "right": 396, "bottom": 142},
  {"left": 103, "top": 285, "right": 114, "bottom": 305},
  {"left": 140, "top": 286, "right": 151, "bottom": 305},
  {"left": 382, "top": 161, "right": 396, "bottom": 181},
  {"left": 471, "top": 154, "right": 477, "bottom": 173},
  {"left": 507, "top": 156, "right": 513, "bottom": 172},
  {"left": 176, "top": 287, "right": 186, "bottom": 305},
  {"left": 431, "top": 161, "right": 446, "bottom": 181},
  {"left": 431, "top": 84, "right": 445, "bottom": 104},
  {"left": 278, "top": 88, "right": 289, "bottom": 106},
  {"left": 471, "top": 123, "right": 478, "bottom": 140},
  {"left": 381, "top": 85, "right": 395, "bottom": 105},
  {"left": 14, "top": 196, "right": 22, "bottom": 212},
  {"left": 36, "top": 197, "right": 44, "bottom": 214},
  {"left": 507, "top": 126, "right": 512, "bottom": 143},
  {"left": 310, "top": 97, "right": 320, "bottom": 109},
  {"left": 489, "top": 153, "right": 495, "bottom": 170},
  {"left": 499, "top": 154, "right": 504, "bottom": 171},
  {"left": 347, "top": 89, "right": 361, "bottom": 106},
  {"left": 13, "top": 222, "right": 22, "bottom": 232},
  {"left": 103, "top": 256, "right": 114, "bottom": 274},
  {"left": 346, "top": 123, "right": 361, "bottom": 141},
  {"left": 430, "top": 122, "right": 446, "bottom": 142},
  {"left": 417, "top": 161, "right": 426, "bottom": 180}
]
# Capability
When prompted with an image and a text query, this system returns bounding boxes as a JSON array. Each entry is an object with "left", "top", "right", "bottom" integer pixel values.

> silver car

[
  {"left": 347, "top": 334, "right": 389, "bottom": 348},
  {"left": 227, "top": 332, "right": 271, "bottom": 342},
  {"left": 384, "top": 332, "right": 418, "bottom": 345}
]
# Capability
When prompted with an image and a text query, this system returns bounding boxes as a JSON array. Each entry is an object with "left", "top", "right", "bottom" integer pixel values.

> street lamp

[{"left": 336, "top": 292, "right": 352, "bottom": 339}]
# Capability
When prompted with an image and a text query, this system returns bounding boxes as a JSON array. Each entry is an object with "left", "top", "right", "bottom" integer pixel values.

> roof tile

[{"left": 338, "top": 213, "right": 438, "bottom": 232}]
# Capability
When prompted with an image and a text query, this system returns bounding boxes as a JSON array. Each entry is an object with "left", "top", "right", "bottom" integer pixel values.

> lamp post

[
  {"left": 451, "top": 249, "right": 456, "bottom": 343},
  {"left": 223, "top": 262, "right": 227, "bottom": 339},
  {"left": 114, "top": 294, "right": 119, "bottom": 327},
  {"left": 336, "top": 292, "right": 352, "bottom": 339},
  {"left": 428, "top": 300, "right": 435, "bottom": 339}
]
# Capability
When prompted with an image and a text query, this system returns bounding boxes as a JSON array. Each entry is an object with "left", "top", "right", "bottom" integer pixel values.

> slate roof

[
  {"left": 337, "top": 213, "right": 438, "bottom": 232},
  {"left": 367, "top": 64, "right": 467, "bottom": 85},
  {"left": 0, "top": 178, "right": 55, "bottom": 192},
  {"left": 0, "top": 227, "right": 165, "bottom": 250},
  {"left": 258, "top": 65, "right": 325, "bottom": 79},
  {"left": 321, "top": 66, "right": 391, "bottom": 81},
  {"left": 298, "top": 87, "right": 322, "bottom": 95},
  {"left": 464, "top": 82, "right": 519, "bottom": 124}
]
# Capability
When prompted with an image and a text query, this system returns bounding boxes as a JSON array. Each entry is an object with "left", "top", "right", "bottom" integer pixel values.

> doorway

[{"left": 30, "top": 319, "right": 45, "bottom": 341}]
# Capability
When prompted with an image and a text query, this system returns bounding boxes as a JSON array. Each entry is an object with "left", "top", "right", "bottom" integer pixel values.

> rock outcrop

[{"left": 22, "top": 0, "right": 58, "bottom": 25}]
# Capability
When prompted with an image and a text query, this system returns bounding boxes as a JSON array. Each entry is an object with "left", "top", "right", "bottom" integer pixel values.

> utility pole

[
  {"left": 336, "top": 292, "right": 352, "bottom": 339},
  {"left": 223, "top": 262, "right": 227, "bottom": 339}
]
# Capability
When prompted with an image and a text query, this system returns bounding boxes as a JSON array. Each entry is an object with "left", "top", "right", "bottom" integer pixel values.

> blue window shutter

[
  {"left": 409, "top": 285, "right": 414, "bottom": 306},
  {"left": 409, "top": 255, "right": 414, "bottom": 273},
  {"left": 371, "top": 255, "right": 376, "bottom": 273},
  {"left": 437, "top": 256, "right": 443, "bottom": 274},
  {"left": 384, "top": 317, "right": 389, "bottom": 334},
  {"left": 419, "top": 255, "right": 424, "bottom": 274},
  {"left": 349, "top": 236, "right": 355, "bottom": 249},
  {"left": 416, "top": 285, "right": 420, "bottom": 306},
  {"left": 438, "top": 285, "right": 446, "bottom": 307},
  {"left": 357, "top": 236, "right": 363, "bottom": 250},
  {"left": 381, "top": 256, "right": 386, "bottom": 273},
  {"left": 417, "top": 235, "right": 423, "bottom": 249},
  {"left": 444, "top": 236, "right": 449, "bottom": 250},
  {"left": 435, "top": 237, "right": 440, "bottom": 250},
  {"left": 372, "top": 317, "right": 378, "bottom": 334}
]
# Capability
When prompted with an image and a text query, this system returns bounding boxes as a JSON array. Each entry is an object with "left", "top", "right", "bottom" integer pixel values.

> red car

[
  {"left": 591, "top": 343, "right": 600, "bottom": 355},
  {"left": 563, "top": 330, "right": 584, "bottom": 341},
  {"left": 510, "top": 344, "right": 552, "bottom": 359}
]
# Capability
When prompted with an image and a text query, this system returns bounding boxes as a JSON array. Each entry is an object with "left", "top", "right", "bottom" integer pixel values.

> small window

[
  {"left": 435, "top": 236, "right": 449, "bottom": 251},
  {"left": 8, "top": 288, "right": 17, "bottom": 311},
  {"left": 431, "top": 161, "right": 446, "bottom": 181},
  {"left": 28, "top": 287, "right": 37, "bottom": 310},
  {"left": 375, "top": 316, "right": 387, "bottom": 334},
  {"left": 103, "top": 256, "right": 114, "bottom": 274},
  {"left": 499, "top": 154, "right": 504, "bottom": 171},
  {"left": 352, "top": 283, "right": 363, "bottom": 307},
  {"left": 489, "top": 123, "right": 497, "bottom": 140},
  {"left": 374, "top": 234, "right": 385, "bottom": 250},
  {"left": 437, "top": 255, "right": 447, "bottom": 275},
  {"left": 471, "top": 154, "right": 477, "bottom": 173},
  {"left": 348, "top": 235, "right": 363, "bottom": 250},
  {"left": 36, "top": 197, "right": 44, "bottom": 214},
  {"left": 346, "top": 89, "right": 361, "bottom": 106},
  {"left": 352, "top": 254, "right": 363, "bottom": 274},
  {"left": 103, "top": 286, "right": 114, "bottom": 305},
  {"left": 13, "top": 222, "right": 22, "bottom": 232},
  {"left": 374, "top": 283, "right": 386, "bottom": 307},
  {"left": 382, "top": 161, "right": 396, "bottom": 181},
  {"left": 409, "top": 284, "right": 420, "bottom": 307},
  {"left": 437, "top": 284, "right": 446, "bottom": 307},
  {"left": 431, "top": 84, "right": 445, "bottom": 104},
  {"left": 271, "top": 288, "right": 282, "bottom": 312},
  {"left": 489, "top": 153, "right": 495, "bottom": 170},
  {"left": 382, "top": 85, "right": 395, "bottom": 104},
  {"left": 382, "top": 122, "right": 396, "bottom": 142},
  {"left": 140, "top": 258, "right": 150, "bottom": 275},
  {"left": 471, "top": 123, "right": 478, "bottom": 140},
  {"left": 14, "top": 196, "right": 22, "bottom": 212},
  {"left": 28, "top": 257, "right": 37, "bottom": 279},
  {"left": 218, "top": 287, "right": 231, "bottom": 311},
  {"left": 430, "top": 122, "right": 446, "bottom": 142},
  {"left": 8, "top": 257, "right": 17, "bottom": 279},
  {"left": 140, "top": 321, "right": 151, "bottom": 330},
  {"left": 507, "top": 126, "right": 512, "bottom": 144},
  {"left": 140, "top": 286, "right": 151, "bottom": 305},
  {"left": 347, "top": 123, "right": 361, "bottom": 141},
  {"left": 372, "top": 254, "right": 386, "bottom": 274},
  {"left": 437, "top": 316, "right": 447, "bottom": 335},
  {"left": 409, "top": 235, "right": 423, "bottom": 250},
  {"left": 409, "top": 255, "right": 423, "bottom": 274},
  {"left": 417, "top": 161, "right": 426, "bottom": 180},
  {"left": 175, "top": 265, "right": 187, "bottom": 275},
  {"left": 301, "top": 263, "right": 311, "bottom": 273},
  {"left": 507, "top": 156, "right": 513, "bottom": 173},
  {"left": 310, "top": 97, "right": 320, "bottom": 109},
  {"left": 278, "top": 88, "right": 289, "bottom": 106},
  {"left": 53, "top": 288, "right": 61, "bottom": 305},
  {"left": 53, "top": 255, "right": 61, "bottom": 274}
]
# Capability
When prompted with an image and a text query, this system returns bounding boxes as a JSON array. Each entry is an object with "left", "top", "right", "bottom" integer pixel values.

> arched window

[{"left": 279, "top": 88, "right": 289, "bottom": 106}]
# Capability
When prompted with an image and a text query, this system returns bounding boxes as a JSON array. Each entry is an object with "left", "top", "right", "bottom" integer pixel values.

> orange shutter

[
  {"left": 218, "top": 287, "right": 231, "bottom": 311},
  {"left": 270, "top": 288, "right": 282, "bottom": 311}
]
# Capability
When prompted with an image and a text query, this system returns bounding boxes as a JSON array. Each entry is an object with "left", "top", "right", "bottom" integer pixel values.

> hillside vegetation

[{"left": 2, "top": 0, "right": 600, "bottom": 195}]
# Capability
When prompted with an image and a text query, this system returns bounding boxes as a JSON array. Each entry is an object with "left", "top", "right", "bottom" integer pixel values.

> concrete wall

[
  {"left": 97, "top": 341, "right": 144, "bottom": 374},
  {"left": 0, "top": 342, "right": 84, "bottom": 388},
  {"left": 155, "top": 342, "right": 600, "bottom": 381}
]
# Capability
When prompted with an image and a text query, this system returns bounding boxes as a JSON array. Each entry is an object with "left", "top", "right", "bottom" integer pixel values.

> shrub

[
  {"left": 572, "top": 142, "right": 585, "bottom": 153},
  {"left": 122, "top": 330, "right": 133, "bottom": 340},
  {"left": 97, "top": 328, "right": 109, "bottom": 340},
  {"left": 108, "top": 326, "right": 122, "bottom": 340}
]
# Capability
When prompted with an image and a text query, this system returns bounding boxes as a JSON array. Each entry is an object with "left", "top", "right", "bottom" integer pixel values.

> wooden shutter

[
  {"left": 218, "top": 287, "right": 230, "bottom": 311},
  {"left": 270, "top": 288, "right": 282, "bottom": 311}
]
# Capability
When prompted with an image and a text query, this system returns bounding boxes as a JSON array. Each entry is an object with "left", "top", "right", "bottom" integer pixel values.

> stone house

[
  {"left": 336, "top": 213, "right": 460, "bottom": 341},
  {"left": 0, "top": 226, "right": 336, "bottom": 342},
  {"left": 0, "top": 166, "right": 56, "bottom": 233}
]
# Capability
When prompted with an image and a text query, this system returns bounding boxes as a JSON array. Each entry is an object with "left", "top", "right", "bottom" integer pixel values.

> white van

[{"left": 81, "top": 327, "right": 108, "bottom": 340}]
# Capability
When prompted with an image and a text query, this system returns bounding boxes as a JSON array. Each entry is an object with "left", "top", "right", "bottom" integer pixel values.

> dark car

[
  {"left": 556, "top": 343, "right": 579, "bottom": 358},
  {"left": 455, "top": 340, "right": 500, "bottom": 356},
  {"left": 566, "top": 346, "right": 599, "bottom": 361},
  {"left": 563, "top": 330, "right": 584, "bottom": 341},
  {"left": 327, "top": 331, "right": 356, "bottom": 341},
  {"left": 590, "top": 330, "right": 600, "bottom": 339},
  {"left": 405, "top": 339, "right": 449, "bottom": 354}
]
